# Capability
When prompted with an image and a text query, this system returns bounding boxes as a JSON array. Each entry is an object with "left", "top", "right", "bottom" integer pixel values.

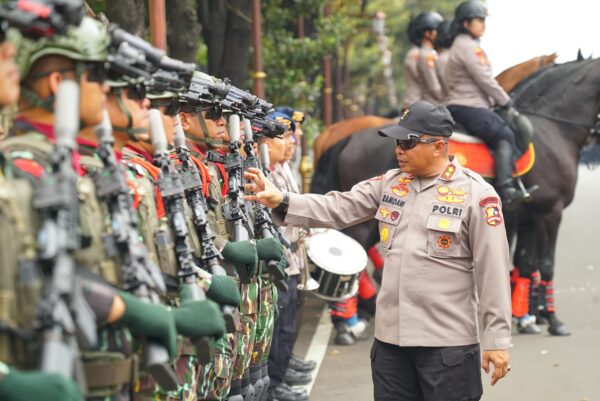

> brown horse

[
  {"left": 495, "top": 53, "right": 557, "bottom": 93},
  {"left": 312, "top": 53, "right": 558, "bottom": 163}
]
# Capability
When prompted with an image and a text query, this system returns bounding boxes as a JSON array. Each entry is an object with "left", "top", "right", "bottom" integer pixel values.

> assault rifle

[
  {"left": 241, "top": 119, "right": 288, "bottom": 293},
  {"left": 93, "top": 110, "right": 179, "bottom": 391},
  {"left": 149, "top": 109, "right": 212, "bottom": 364},
  {"left": 251, "top": 116, "right": 287, "bottom": 139},
  {"left": 180, "top": 71, "right": 230, "bottom": 109},
  {"left": 172, "top": 116, "right": 237, "bottom": 333},
  {"left": 0, "top": 0, "right": 84, "bottom": 40},
  {"left": 206, "top": 114, "right": 255, "bottom": 283},
  {"left": 33, "top": 80, "right": 96, "bottom": 391}
]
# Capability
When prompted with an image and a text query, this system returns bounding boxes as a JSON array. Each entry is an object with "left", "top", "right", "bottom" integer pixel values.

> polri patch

[
  {"left": 479, "top": 196, "right": 499, "bottom": 207},
  {"left": 432, "top": 204, "right": 464, "bottom": 217},
  {"left": 485, "top": 205, "right": 503, "bottom": 226}
]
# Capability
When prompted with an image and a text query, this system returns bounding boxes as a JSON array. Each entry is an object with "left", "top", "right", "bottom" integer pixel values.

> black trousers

[
  {"left": 371, "top": 339, "right": 483, "bottom": 401},
  {"left": 447, "top": 105, "right": 517, "bottom": 150},
  {"left": 268, "top": 274, "right": 299, "bottom": 386}
]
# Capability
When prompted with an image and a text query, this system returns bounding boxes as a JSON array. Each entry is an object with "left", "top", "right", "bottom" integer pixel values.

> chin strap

[
  {"left": 184, "top": 112, "right": 229, "bottom": 148},
  {"left": 111, "top": 87, "right": 147, "bottom": 141}
]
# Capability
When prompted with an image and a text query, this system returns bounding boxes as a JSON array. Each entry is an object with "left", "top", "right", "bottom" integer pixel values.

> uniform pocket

[
  {"left": 440, "top": 345, "right": 482, "bottom": 400},
  {"left": 426, "top": 215, "right": 462, "bottom": 258}
]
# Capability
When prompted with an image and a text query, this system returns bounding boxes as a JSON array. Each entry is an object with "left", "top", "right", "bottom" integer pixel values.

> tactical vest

[{"left": 0, "top": 133, "right": 137, "bottom": 399}]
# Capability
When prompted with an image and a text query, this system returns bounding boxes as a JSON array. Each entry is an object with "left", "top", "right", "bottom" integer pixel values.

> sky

[{"left": 481, "top": 0, "right": 600, "bottom": 73}]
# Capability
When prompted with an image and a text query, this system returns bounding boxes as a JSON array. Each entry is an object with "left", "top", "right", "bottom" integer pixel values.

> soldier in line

[{"left": 244, "top": 101, "right": 512, "bottom": 401}]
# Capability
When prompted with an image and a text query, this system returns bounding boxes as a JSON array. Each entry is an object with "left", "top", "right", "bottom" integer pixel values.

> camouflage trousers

[
  {"left": 232, "top": 279, "right": 259, "bottom": 381},
  {"left": 195, "top": 329, "right": 239, "bottom": 400},
  {"left": 134, "top": 338, "right": 198, "bottom": 401},
  {"left": 252, "top": 278, "right": 278, "bottom": 366}
]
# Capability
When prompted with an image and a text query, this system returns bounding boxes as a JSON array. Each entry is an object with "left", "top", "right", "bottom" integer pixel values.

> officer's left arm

[
  {"left": 469, "top": 187, "right": 512, "bottom": 350},
  {"left": 418, "top": 50, "right": 444, "bottom": 102}
]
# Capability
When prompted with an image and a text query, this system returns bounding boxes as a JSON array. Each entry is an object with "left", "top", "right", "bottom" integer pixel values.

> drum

[{"left": 305, "top": 229, "right": 368, "bottom": 302}]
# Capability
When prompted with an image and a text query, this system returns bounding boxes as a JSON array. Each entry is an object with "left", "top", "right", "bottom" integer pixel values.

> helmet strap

[
  {"left": 20, "top": 86, "right": 55, "bottom": 113},
  {"left": 111, "top": 87, "right": 146, "bottom": 141}
]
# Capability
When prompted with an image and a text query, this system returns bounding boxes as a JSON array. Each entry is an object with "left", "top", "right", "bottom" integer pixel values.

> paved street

[{"left": 294, "top": 166, "right": 600, "bottom": 401}]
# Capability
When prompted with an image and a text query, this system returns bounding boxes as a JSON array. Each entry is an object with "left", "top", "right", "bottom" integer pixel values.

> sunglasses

[
  {"left": 204, "top": 106, "right": 223, "bottom": 121},
  {"left": 395, "top": 138, "right": 446, "bottom": 150},
  {"left": 84, "top": 62, "right": 109, "bottom": 83}
]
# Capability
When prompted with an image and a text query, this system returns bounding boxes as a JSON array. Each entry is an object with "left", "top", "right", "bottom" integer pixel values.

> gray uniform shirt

[
  {"left": 402, "top": 45, "right": 423, "bottom": 109},
  {"left": 271, "top": 162, "right": 303, "bottom": 276},
  {"left": 281, "top": 158, "right": 512, "bottom": 350},
  {"left": 444, "top": 33, "right": 510, "bottom": 109},
  {"left": 418, "top": 44, "right": 444, "bottom": 103},
  {"left": 436, "top": 48, "right": 450, "bottom": 99}
]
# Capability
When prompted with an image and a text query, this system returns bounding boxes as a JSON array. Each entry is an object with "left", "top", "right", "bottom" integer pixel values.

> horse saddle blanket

[{"left": 449, "top": 132, "right": 535, "bottom": 178}]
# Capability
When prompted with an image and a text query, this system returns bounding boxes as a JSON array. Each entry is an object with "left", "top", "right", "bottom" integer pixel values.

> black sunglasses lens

[
  {"left": 127, "top": 85, "right": 146, "bottom": 100},
  {"left": 205, "top": 107, "right": 222, "bottom": 120},
  {"left": 396, "top": 139, "right": 417, "bottom": 150},
  {"left": 87, "top": 63, "right": 107, "bottom": 82}
]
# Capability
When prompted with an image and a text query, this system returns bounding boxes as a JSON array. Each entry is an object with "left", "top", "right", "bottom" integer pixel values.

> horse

[
  {"left": 311, "top": 57, "right": 600, "bottom": 336},
  {"left": 312, "top": 54, "right": 558, "bottom": 164}
]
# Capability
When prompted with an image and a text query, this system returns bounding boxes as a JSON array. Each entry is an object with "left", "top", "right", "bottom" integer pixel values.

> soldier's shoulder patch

[
  {"left": 484, "top": 204, "right": 503, "bottom": 226},
  {"left": 426, "top": 53, "right": 436, "bottom": 68},
  {"left": 479, "top": 196, "right": 499, "bottom": 207}
]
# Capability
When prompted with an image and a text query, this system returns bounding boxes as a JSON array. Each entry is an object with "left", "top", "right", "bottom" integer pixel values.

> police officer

[
  {"left": 415, "top": 12, "right": 445, "bottom": 103},
  {"left": 402, "top": 17, "right": 423, "bottom": 110},
  {"left": 244, "top": 101, "right": 512, "bottom": 401},
  {"left": 444, "top": 0, "right": 527, "bottom": 206}
]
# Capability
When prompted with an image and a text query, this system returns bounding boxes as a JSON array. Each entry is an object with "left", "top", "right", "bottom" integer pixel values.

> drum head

[{"left": 306, "top": 229, "right": 368, "bottom": 275}]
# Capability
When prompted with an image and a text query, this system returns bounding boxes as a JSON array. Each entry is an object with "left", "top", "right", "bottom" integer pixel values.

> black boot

[
  {"left": 495, "top": 140, "right": 527, "bottom": 207},
  {"left": 283, "top": 368, "right": 311, "bottom": 386},
  {"left": 260, "top": 363, "right": 270, "bottom": 401},
  {"left": 242, "top": 372, "right": 256, "bottom": 401},
  {"left": 288, "top": 355, "right": 316, "bottom": 373},
  {"left": 226, "top": 380, "right": 244, "bottom": 401},
  {"left": 250, "top": 364, "right": 265, "bottom": 401}
]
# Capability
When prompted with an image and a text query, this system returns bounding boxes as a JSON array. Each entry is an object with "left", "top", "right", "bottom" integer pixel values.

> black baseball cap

[{"left": 378, "top": 101, "right": 454, "bottom": 140}]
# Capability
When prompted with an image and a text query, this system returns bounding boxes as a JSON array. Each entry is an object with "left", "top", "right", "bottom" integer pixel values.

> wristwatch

[{"left": 274, "top": 191, "right": 289, "bottom": 213}]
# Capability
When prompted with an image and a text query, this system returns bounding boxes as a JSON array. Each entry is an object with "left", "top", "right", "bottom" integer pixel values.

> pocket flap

[
  {"left": 426, "top": 215, "right": 461, "bottom": 233},
  {"left": 441, "top": 347, "right": 466, "bottom": 367}
]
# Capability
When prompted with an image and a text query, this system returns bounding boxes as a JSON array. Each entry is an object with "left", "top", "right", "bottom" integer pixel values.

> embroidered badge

[
  {"left": 391, "top": 176, "right": 413, "bottom": 197},
  {"left": 381, "top": 193, "right": 407, "bottom": 208},
  {"left": 479, "top": 196, "right": 500, "bottom": 207},
  {"left": 380, "top": 225, "right": 390, "bottom": 243},
  {"left": 438, "top": 218, "right": 450, "bottom": 229},
  {"left": 436, "top": 185, "right": 467, "bottom": 204},
  {"left": 426, "top": 53, "right": 436, "bottom": 68},
  {"left": 432, "top": 204, "right": 464, "bottom": 217},
  {"left": 474, "top": 47, "right": 490, "bottom": 65},
  {"left": 441, "top": 164, "right": 456, "bottom": 180},
  {"left": 437, "top": 235, "right": 452, "bottom": 249},
  {"left": 485, "top": 205, "right": 503, "bottom": 226},
  {"left": 391, "top": 211, "right": 400, "bottom": 221},
  {"left": 292, "top": 111, "right": 305, "bottom": 123},
  {"left": 379, "top": 207, "right": 392, "bottom": 219}
]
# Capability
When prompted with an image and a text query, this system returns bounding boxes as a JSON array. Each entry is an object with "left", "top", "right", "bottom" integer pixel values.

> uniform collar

[{"left": 408, "top": 157, "right": 462, "bottom": 192}]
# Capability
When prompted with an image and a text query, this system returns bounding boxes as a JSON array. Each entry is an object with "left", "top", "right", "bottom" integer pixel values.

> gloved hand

[
  {"left": 275, "top": 257, "right": 289, "bottom": 283},
  {"left": 0, "top": 365, "right": 83, "bottom": 401},
  {"left": 206, "top": 275, "right": 242, "bottom": 306},
  {"left": 496, "top": 99, "right": 514, "bottom": 111},
  {"left": 222, "top": 240, "right": 259, "bottom": 277},
  {"left": 117, "top": 291, "right": 177, "bottom": 359},
  {"left": 172, "top": 285, "right": 227, "bottom": 340},
  {"left": 255, "top": 237, "right": 284, "bottom": 261}
]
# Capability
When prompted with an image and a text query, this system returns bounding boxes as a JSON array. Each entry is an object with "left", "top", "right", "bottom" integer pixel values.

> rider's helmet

[
  {"left": 414, "top": 12, "right": 444, "bottom": 35},
  {"left": 454, "top": 1, "right": 487, "bottom": 23},
  {"left": 434, "top": 20, "right": 454, "bottom": 49}
]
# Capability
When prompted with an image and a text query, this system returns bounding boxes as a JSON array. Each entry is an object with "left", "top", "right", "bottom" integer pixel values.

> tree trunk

[
  {"left": 166, "top": 0, "right": 202, "bottom": 61},
  {"left": 198, "top": 0, "right": 227, "bottom": 75},
  {"left": 105, "top": 0, "right": 146, "bottom": 37},
  {"left": 216, "top": 0, "right": 252, "bottom": 88}
]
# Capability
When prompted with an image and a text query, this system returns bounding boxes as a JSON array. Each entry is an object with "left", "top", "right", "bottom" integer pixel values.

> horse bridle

[{"left": 519, "top": 108, "right": 600, "bottom": 141}]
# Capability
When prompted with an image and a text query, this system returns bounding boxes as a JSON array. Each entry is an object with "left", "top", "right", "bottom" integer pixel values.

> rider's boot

[
  {"left": 538, "top": 280, "right": 571, "bottom": 336},
  {"left": 495, "top": 140, "right": 530, "bottom": 207}
]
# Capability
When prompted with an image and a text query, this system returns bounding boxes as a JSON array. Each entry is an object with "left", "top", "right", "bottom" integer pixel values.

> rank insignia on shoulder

[
  {"left": 441, "top": 164, "right": 456, "bottom": 180},
  {"left": 479, "top": 196, "right": 499, "bottom": 207},
  {"left": 485, "top": 205, "right": 503, "bottom": 226}
]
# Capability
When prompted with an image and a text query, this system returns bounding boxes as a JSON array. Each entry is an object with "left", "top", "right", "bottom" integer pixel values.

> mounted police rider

[
  {"left": 414, "top": 11, "right": 445, "bottom": 103},
  {"left": 445, "top": 0, "right": 529, "bottom": 207}
]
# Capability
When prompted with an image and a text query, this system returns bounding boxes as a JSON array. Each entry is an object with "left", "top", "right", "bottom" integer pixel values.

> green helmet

[{"left": 14, "top": 15, "right": 109, "bottom": 81}]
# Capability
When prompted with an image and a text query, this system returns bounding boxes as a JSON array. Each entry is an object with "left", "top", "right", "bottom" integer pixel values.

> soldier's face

[
  {"left": 0, "top": 41, "right": 19, "bottom": 107},
  {"left": 107, "top": 88, "right": 150, "bottom": 133},
  {"left": 267, "top": 136, "right": 286, "bottom": 166},
  {"left": 79, "top": 71, "right": 108, "bottom": 127},
  {"left": 203, "top": 111, "right": 229, "bottom": 151}
]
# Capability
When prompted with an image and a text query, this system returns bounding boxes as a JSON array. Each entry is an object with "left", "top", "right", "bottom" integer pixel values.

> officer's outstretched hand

[
  {"left": 0, "top": 365, "right": 84, "bottom": 401},
  {"left": 482, "top": 350, "right": 510, "bottom": 386},
  {"left": 244, "top": 168, "right": 284, "bottom": 208}
]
